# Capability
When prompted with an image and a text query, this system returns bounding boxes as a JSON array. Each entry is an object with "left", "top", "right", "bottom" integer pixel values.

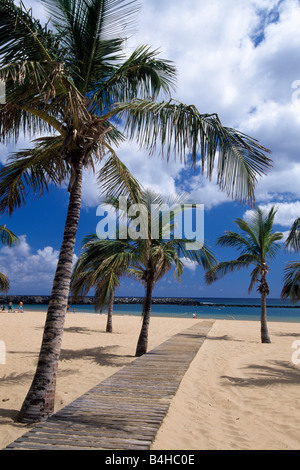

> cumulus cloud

[
  {"left": 81, "top": 141, "right": 184, "bottom": 208},
  {"left": 244, "top": 201, "right": 300, "bottom": 228},
  {"left": 180, "top": 257, "right": 198, "bottom": 272},
  {"left": 8, "top": 0, "right": 300, "bottom": 213},
  {"left": 126, "top": 0, "right": 300, "bottom": 208},
  {"left": 0, "top": 235, "right": 77, "bottom": 293}
]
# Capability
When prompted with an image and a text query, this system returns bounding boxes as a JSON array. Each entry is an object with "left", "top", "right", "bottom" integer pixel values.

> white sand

[
  {"left": 152, "top": 319, "right": 300, "bottom": 450},
  {"left": 1, "top": 311, "right": 300, "bottom": 450}
]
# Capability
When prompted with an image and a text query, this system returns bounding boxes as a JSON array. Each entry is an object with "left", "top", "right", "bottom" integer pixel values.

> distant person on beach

[
  {"left": 8, "top": 301, "right": 13, "bottom": 312},
  {"left": 192, "top": 312, "right": 197, "bottom": 318},
  {"left": 67, "top": 305, "right": 70, "bottom": 313},
  {"left": 19, "top": 301, "right": 24, "bottom": 313}
]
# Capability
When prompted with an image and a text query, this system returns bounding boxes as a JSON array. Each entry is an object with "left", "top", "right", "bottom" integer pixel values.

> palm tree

[
  {"left": 0, "top": 0, "right": 272, "bottom": 423},
  {"left": 281, "top": 218, "right": 300, "bottom": 302},
  {"left": 71, "top": 235, "right": 138, "bottom": 332},
  {"left": 205, "top": 207, "right": 283, "bottom": 343},
  {"left": 0, "top": 224, "right": 19, "bottom": 292},
  {"left": 92, "top": 190, "right": 217, "bottom": 356}
]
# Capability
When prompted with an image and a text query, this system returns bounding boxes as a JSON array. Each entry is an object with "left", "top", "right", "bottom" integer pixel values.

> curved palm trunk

[
  {"left": 259, "top": 264, "right": 271, "bottom": 344},
  {"left": 18, "top": 158, "right": 83, "bottom": 423},
  {"left": 106, "top": 291, "right": 114, "bottom": 333},
  {"left": 135, "top": 278, "right": 154, "bottom": 357}
]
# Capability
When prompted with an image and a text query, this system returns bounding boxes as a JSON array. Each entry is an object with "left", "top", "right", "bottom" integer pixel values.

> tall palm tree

[
  {"left": 0, "top": 224, "right": 19, "bottom": 292},
  {"left": 205, "top": 207, "right": 283, "bottom": 343},
  {"left": 0, "top": 0, "right": 272, "bottom": 423},
  {"left": 281, "top": 218, "right": 300, "bottom": 302}
]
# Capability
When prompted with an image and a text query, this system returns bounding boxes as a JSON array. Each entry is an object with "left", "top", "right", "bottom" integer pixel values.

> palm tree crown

[
  {"left": 71, "top": 234, "right": 139, "bottom": 332},
  {"left": 281, "top": 217, "right": 300, "bottom": 302},
  {"left": 0, "top": 224, "right": 19, "bottom": 292}
]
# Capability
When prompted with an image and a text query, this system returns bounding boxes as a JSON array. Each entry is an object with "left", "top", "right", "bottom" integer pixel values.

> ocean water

[{"left": 17, "top": 297, "right": 300, "bottom": 322}]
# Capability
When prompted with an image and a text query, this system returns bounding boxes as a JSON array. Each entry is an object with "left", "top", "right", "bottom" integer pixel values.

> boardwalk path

[{"left": 5, "top": 320, "right": 214, "bottom": 450}]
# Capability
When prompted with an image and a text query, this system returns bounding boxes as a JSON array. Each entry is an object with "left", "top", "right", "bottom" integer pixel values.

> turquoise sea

[{"left": 19, "top": 297, "right": 300, "bottom": 322}]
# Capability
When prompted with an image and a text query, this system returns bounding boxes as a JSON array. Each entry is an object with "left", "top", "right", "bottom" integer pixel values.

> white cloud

[
  {"left": 255, "top": 161, "right": 300, "bottom": 203},
  {"left": 7, "top": 0, "right": 300, "bottom": 213},
  {"left": 180, "top": 257, "right": 198, "bottom": 272},
  {"left": 186, "top": 173, "right": 231, "bottom": 210},
  {"left": 125, "top": 0, "right": 300, "bottom": 208},
  {"left": 80, "top": 141, "right": 184, "bottom": 208},
  {"left": 243, "top": 201, "right": 300, "bottom": 228},
  {"left": 0, "top": 235, "right": 77, "bottom": 293}
]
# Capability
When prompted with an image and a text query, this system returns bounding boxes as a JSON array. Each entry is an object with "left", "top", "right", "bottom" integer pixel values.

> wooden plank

[{"left": 4, "top": 320, "right": 214, "bottom": 451}]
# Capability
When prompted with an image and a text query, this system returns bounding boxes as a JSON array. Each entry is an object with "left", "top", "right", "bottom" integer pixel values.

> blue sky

[{"left": 1, "top": 0, "right": 300, "bottom": 299}]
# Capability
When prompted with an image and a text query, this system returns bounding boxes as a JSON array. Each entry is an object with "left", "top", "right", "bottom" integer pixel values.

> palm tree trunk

[
  {"left": 135, "top": 279, "right": 154, "bottom": 357},
  {"left": 106, "top": 291, "right": 114, "bottom": 333},
  {"left": 260, "top": 291, "right": 271, "bottom": 343},
  {"left": 260, "top": 265, "right": 271, "bottom": 343},
  {"left": 18, "top": 158, "right": 83, "bottom": 423}
]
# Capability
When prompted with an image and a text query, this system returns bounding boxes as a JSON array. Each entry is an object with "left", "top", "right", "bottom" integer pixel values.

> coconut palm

[
  {"left": 0, "top": 0, "right": 271, "bottom": 423},
  {"left": 0, "top": 224, "right": 19, "bottom": 292},
  {"left": 205, "top": 207, "right": 283, "bottom": 343},
  {"left": 89, "top": 190, "right": 217, "bottom": 356},
  {"left": 281, "top": 218, "right": 300, "bottom": 302},
  {"left": 71, "top": 235, "right": 138, "bottom": 332},
  {"left": 133, "top": 235, "right": 216, "bottom": 357}
]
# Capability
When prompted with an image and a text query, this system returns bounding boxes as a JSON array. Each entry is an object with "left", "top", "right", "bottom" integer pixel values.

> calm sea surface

[{"left": 18, "top": 297, "right": 300, "bottom": 322}]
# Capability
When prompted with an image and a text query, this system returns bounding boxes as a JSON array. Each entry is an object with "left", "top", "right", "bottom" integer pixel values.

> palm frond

[
  {"left": 93, "top": 270, "right": 120, "bottom": 310},
  {"left": 71, "top": 231, "right": 139, "bottom": 308},
  {"left": 205, "top": 258, "right": 252, "bottom": 285},
  {"left": 248, "top": 265, "right": 260, "bottom": 294},
  {"left": 234, "top": 218, "right": 259, "bottom": 247},
  {"left": 98, "top": 148, "right": 144, "bottom": 204},
  {"left": 0, "top": 0, "right": 58, "bottom": 65},
  {"left": 217, "top": 231, "right": 256, "bottom": 255},
  {"left": 0, "top": 224, "right": 19, "bottom": 247},
  {"left": 41, "top": 0, "right": 140, "bottom": 92},
  {"left": 175, "top": 240, "right": 217, "bottom": 271},
  {"left": 0, "top": 136, "right": 70, "bottom": 215},
  {"left": 281, "top": 261, "right": 300, "bottom": 301},
  {"left": 92, "top": 45, "right": 177, "bottom": 113},
  {"left": 108, "top": 99, "right": 272, "bottom": 205},
  {"left": 0, "top": 271, "right": 10, "bottom": 293},
  {"left": 285, "top": 218, "right": 300, "bottom": 253},
  {"left": 0, "top": 60, "right": 69, "bottom": 142}
]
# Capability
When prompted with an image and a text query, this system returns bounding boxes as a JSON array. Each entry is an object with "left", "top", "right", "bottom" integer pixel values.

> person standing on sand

[
  {"left": 19, "top": 301, "right": 24, "bottom": 313},
  {"left": 8, "top": 301, "right": 13, "bottom": 312}
]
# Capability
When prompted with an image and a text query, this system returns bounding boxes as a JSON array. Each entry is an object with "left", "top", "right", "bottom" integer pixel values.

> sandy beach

[{"left": 1, "top": 310, "right": 300, "bottom": 450}]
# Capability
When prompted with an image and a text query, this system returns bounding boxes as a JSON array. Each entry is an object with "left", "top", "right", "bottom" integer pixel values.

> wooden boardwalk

[{"left": 5, "top": 320, "right": 214, "bottom": 450}]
